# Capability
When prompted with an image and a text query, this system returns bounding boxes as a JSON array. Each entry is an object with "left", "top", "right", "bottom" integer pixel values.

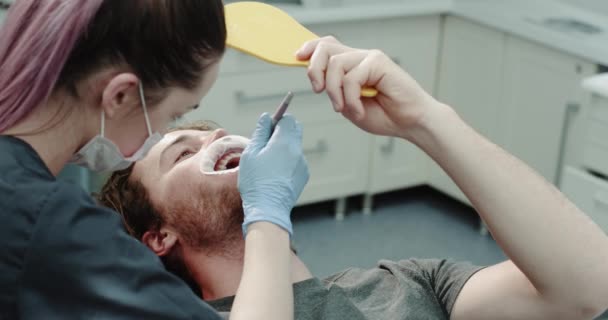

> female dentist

[
  {"left": 0, "top": 1, "right": 305, "bottom": 319},
  {"left": 297, "top": 37, "right": 608, "bottom": 319}
]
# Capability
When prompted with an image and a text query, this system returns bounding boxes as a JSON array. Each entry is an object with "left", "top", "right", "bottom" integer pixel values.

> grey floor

[{"left": 292, "top": 186, "right": 505, "bottom": 278}]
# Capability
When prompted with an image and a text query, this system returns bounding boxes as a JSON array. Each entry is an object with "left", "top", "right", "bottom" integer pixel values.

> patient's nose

[{"left": 205, "top": 128, "right": 228, "bottom": 146}]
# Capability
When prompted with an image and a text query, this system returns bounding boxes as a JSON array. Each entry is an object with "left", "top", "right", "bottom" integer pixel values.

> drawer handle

[
  {"left": 380, "top": 137, "right": 396, "bottom": 154},
  {"left": 0, "top": 1, "right": 10, "bottom": 10},
  {"left": 235, "top": 89, "right": 312, "bottom": 105},
  {"left": 303, "top": 140, "right": 328, "bottom": 156}
]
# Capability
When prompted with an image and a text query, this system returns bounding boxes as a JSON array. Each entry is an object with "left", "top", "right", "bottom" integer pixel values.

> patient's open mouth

[
  {"left": 214, "top": 149, "right": 243, "bottom": 172},
  {"left": 200, "top": 135, "right": 250, "bottom": 175}
]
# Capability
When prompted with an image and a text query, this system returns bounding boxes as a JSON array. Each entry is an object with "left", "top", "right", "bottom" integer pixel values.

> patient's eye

[{"left": 175, "top": 150, "right": 194, "bottom": 163}]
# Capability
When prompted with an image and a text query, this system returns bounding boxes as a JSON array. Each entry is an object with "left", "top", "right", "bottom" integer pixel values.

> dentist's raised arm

[
  {"left": 297, "top": 37, "right": 608, "bottom": 320},
  {"left": 230, "top": 113, "right": 308, "bottom": 320}
]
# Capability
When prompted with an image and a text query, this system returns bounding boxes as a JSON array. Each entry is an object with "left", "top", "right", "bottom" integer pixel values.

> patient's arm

[
  {"left": 296, "top": 36, "right": 607, "bottom": 319},
  {"left": 229, "top": 222, "right": 293, "bottom": 320},
  {"left": 415, "top": 105, "right": 608, "bottom": 320}
]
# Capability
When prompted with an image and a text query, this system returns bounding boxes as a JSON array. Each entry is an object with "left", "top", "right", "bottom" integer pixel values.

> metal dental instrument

[{"left": 271, "top": 91, "right": 294, "bottom": 130}]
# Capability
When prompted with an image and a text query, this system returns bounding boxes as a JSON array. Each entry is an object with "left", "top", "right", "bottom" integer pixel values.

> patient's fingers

[
  {"left": 295, "top": 35, "right": 340, "bottom": 61},
  {"left": 325, "top": 51, "right": 369, "bottom": 112},
  {"left": 306, "top": 41, "right": 351, "bottom": 93}
]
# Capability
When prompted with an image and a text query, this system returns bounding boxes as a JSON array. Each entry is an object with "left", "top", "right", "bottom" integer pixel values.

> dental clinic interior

[{"left": 3, "top": 0, "right": 607, "bottom": 314}]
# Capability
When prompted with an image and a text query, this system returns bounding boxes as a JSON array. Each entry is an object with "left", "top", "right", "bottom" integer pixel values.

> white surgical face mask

[{"left": 69, "top": 83, "right": 163, "bottom": 172}]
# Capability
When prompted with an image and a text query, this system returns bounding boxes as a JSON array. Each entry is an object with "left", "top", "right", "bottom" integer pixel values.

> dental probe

[{"left": 271, "top": 91, "right": 294, "bottom": 130}]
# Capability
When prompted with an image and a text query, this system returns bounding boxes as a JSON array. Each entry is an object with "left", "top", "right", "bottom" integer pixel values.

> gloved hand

[{"left": 238, "top": 113, "right": 309, "bottom": 236}]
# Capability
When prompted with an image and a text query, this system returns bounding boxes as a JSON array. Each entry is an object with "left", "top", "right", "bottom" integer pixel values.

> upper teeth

[{"left": 215, "top": 151, "right": 242, "bottom": 171}]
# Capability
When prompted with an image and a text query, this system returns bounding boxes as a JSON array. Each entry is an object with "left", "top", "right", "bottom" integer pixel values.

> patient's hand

[{"left": 296, "top": 36, "right": 445, "bottom": 142}]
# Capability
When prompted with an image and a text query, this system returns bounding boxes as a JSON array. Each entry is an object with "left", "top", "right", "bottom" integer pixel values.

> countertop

[
  {"left": 452, "top": 0, "right": 608, "bottom": 67},
  {"left": 282, "top": 0, "right": 451, "bottom": 25},
  {"left": 279, "top": 0, "right": 608, "bottom": 67},
  {"left": 2, "top": 0, "right": 607, "bottom": 67}
]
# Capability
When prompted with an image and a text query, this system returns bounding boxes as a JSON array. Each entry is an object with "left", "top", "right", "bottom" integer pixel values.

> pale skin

[
  {"left": 295, "top": 37, "right": 608, "bottom": 319},
  {"left": 4, "top": 62, "right": 295, "bottom": 320},
  {"left": 134, "top": 127, "right": 302, "bottom": 319},
  {"left": 132, "top": 128, "right": 313, "bottom": 301}
]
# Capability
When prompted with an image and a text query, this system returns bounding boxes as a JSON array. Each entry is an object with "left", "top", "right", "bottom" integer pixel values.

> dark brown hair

[
  {"left": 59, "top": 0, "right": 227, "bottom": 102},
  {"left": 0, "top": 0, "right": 226, "bottom": 132},
  {"left": 97, "top": 120, "right": 219, "bottom": 292}
]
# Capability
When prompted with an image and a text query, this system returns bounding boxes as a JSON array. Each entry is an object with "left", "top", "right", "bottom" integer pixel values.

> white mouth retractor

[{"left": 199, "top": 135, "right": 250, "bottom": 175}]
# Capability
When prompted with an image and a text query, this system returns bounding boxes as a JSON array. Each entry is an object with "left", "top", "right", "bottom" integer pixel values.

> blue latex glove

[{"left": 238, "top": 113, "right": 309, "bottom": 236}]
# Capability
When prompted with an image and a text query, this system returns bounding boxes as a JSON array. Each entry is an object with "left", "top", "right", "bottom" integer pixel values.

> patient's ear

[{"left": 142, "top": 228, "right": 178, "bottom": 257}]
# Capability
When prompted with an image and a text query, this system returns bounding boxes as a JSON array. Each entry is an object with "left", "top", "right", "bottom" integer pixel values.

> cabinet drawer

[
  {"left": 187, "top": 68, "right": 341, "bottom": 134},
  {"left": 368, "top": 136, "right": 428, "bottom": 193},
  {"left": 583, "top": 95, "right": 608, "bottom": 175},
  {"left": 309, "top": 16, "right": 440, "bottom": 92},
  {"left": 218, "top": 19, "right": 395, "bottom": 76},
  {"left": 219, "top": 50, "right": 287, "bottom": 76},
  {"left": 583, "top": 143, "right": 608, "bottom": 178},
  {"left": 585, "top": 120, "right": 608, "bottom": 148},
  {"left": 588, "top": 95, "right": 608, "bottom": 124},
  {"left": 561, "top": 166, "right": 608, "bottom": 233},
  {"left": 297, "top": 121, "right": 371, "bottom": 204}
]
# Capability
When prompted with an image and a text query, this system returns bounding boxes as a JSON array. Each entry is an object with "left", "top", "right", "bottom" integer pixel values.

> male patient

[{"left": 98, "top": 121, "right": 481, "bottom": 320}]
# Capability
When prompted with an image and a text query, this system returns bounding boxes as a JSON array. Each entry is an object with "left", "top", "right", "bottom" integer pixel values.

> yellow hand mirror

[{"left": 225, "top": 1, "right": 378, "bottom": 98}]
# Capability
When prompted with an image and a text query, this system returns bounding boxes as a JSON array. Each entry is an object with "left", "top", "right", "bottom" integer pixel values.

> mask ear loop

[
  {"left": 100, "top": 110, "right": 106, "bottom": 138},
  {"left": 139, "top": 83, "right": 154, "bottom": 137}
]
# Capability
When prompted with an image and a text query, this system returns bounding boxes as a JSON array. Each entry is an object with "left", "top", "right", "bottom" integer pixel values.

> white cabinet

[
  {"left": 582, "top": 95, "right": 608, "bottom": 176},
  {"left": 187, "top": 16, "right": 442, "bottom": 210},
  {"left": 430, "top": 17, "right": 506, "bottom": 203},
  {"left": 363, "top": 16, "right": 441, "bottom": 212},
  {"left": 499, "top": 37, "right": 595, "bottom": 184},
  {"left": 0, "top": 4, "right": 8, "bottom": 26},
  {"left": 431, "top": 16, "right": 595, "bottom": 204},
  {"left": 561, "top": 167, "right": 608, "bottom": 234}
]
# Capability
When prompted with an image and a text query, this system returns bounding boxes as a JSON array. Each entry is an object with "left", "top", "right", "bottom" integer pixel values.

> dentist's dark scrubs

[{"left": 0, "top": 136, "right": 221, "bottom": 319}]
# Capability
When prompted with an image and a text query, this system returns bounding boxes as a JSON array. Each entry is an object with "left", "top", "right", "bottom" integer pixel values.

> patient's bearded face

[{"left": 133, "top": 129, "right": 248, "bottom": 251}]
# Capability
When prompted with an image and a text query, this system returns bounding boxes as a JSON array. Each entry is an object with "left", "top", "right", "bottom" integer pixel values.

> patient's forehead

[
  {"left": 152, "top": 129, "right": 210, "bottom": 157},
  {"left": 163, "top": 129, "right": 210, "bottom": 145}
]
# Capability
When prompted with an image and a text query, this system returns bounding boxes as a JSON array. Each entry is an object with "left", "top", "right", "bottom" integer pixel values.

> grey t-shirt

[{"left": 210, "top": 259, "right": 482, "bottom": 320}]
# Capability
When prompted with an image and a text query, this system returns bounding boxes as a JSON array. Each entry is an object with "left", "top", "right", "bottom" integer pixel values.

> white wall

[{"left": 557, "top": 0, "right": 608, "bottom": 16}]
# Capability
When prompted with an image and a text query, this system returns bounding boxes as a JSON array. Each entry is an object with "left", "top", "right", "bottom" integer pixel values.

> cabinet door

[
  {"left": 499, "top": 36, "right": 595, "bottom": 184},
  {"left": 430, "top": 16, "right": 506, "bottom": 203},
  {"left": 0, "top": 3, "right": 8, "bottom": 26},
  {"left": 297, "top": 121, "right": 371, "bottom": 204},
  {"left": 561, "top": 167, "right": 608, "bottom": 233},
  {"left": 357, "top": 16, "right": 440, "bottom": 193}
]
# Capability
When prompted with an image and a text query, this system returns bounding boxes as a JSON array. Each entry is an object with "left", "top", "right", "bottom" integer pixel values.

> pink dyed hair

[{"left": 0, "top": 0, "right": 103, "bottom": 132}]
